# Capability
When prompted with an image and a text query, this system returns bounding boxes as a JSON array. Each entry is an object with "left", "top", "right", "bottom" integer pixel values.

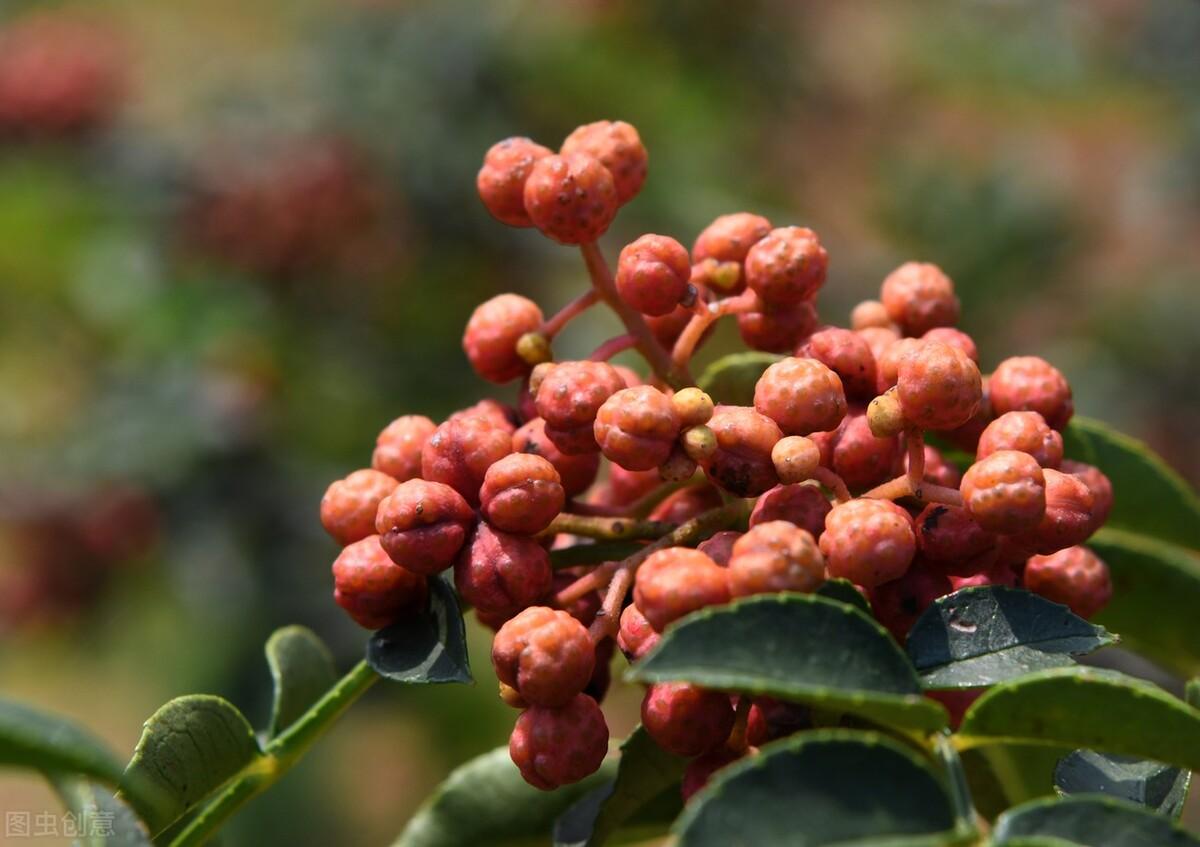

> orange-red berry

[
  {"left": 480, "top": 453, "right": 565, "bottom": 535},
  {"left": 737, "top": 301, "right": 820, "bottom": 353},
  {"left": 454, "top": 523, "right": 553, "bottom": 616},
  {"left": 642, "top": 682, "right": 735, "bottom": 757},
  {"left": 961, "top": 450, "right": 1046, "bottom": 534},
  {"left": 748, "top": 483, "right": 831, "bottom": 539},
  {"left": 977, "top": 411, "right": 1063, "bottom": 469},
  {"left": 798, "top": 327, "right": 879, "bottom": 400},
  {"left": 320, "top": 469, "right": 399, "bottom": 546},
  {"left": 372, "top": 415, "right": 437, "bottom": 482},
  {"left": 463, "top": 294, "right": 545, "bottom": 384},
  {"left": 692, "top": 212, "right": 772, "bottom": 266},
  {"left": 754, "top": 357, "right": 847, "bottom": 436},
  {"left": 492, "top": 606, "right": 595, "bottom": 707},
  {"left": 421, "top": 415, "right": 513, "bottom": 506},
  {"left": 375, "top": 479, "right": 475, "bottom": 575},
  {"left": 820, "top": 499, "right": 916, "bottom": 588},
  {"left": 523, "top": 153, "right": 618, "bottom": 244},
  {"left": 535, "top": 361, "right": 627, "bottom": 455},
  {"left": 512, "top": 417, "right": 601, "bottom": 499},
  {"left": 616, "top": 234, "right": 691, "bottom": 316},
  {"left": 700, "top": 405, "right": 783, "bottom": 497},
  {"left": 333, "top": 535, "right": 429, "bottom": 630},
  {"left": 989, "top": 356, "right": 1074, "bottom": 431},
  {"left": 477, "top": 137, "right": 553, "bottom": 227},
  {"left": 744, "top": 226, "right": 828, "bottom": 306},
  {"left": 727, "top": 520, "right": 825, "bottom": 597},
  {"left": 510, "top": 694, "right": 609, "bottom": 790},
  {"left": 560, "top": 120, "right": 647, "bottom": 204},
  {"left": 896, "top": 341, "right": 982, "bottom": 431},
  {"left": 1024, "top": 545, "right": 1112, "bottom": 619},
  {"left": 881, "top": 262, "right": 960, "bottom": 336},
  {"left": 594, "top": 385, "right": 682, "bottom": 471},
  {"left": 617, "top": 603, "right": 660, "bottom": 661},
  {"left": 633, "top": 547, "right": 730, "bottom": 632}
]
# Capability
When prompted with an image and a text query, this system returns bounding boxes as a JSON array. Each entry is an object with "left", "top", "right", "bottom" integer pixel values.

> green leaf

[
  {"left": 907, "top": 587, "right": 1116, "bottom": 689},
  {"left": 696, "top": 352, "right": 781, "bottom": 406},
  {"left": 993, "top": 795, "right": 1200, "bottom": 846},
  {"left": 674, "top": 730, "right": 957, "bottom": 846},
  {"left": 394, "top": 746, "right": 614, "bottom": 847},
  {"left": 1054, "top": 750, "right": 1191, "bottom": 820},
  {"left": 553, "top": 727, "right": 685, "bottom": 847},
  {"left": 627, "top": 594, "right": 947, "bottom": 731},
  {"left": 265, "top": 625, "right": 338, "bottom": 737},
  {"left": 957, "top": 667, "right": 1200, "bottom": 772},
  {"left": 367, "top": 576, "right": 472, "bottom": 684},
  {"left": 49, "top": 775, "right": 152, "bottom": 847},
  {"left": 963, "top": 744, "right": 1068, "bottom": 820},
  {"left": 815, "top": 577, "right": 872, "bottom": 615},
  {"left": 1064, "top": 417, "right": 1200, "bottom": 550},
  {"left": 1088, "top": 530, "right": 1200, "bottom": 678},
  {"left": 0, "top": 699, "right": 124, "bottom": 786},
  {"left": 117, "top": 695, "right": 262, "bottom": 835}
]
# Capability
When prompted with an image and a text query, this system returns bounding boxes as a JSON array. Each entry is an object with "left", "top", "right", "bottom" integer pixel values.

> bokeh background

[{"left": 1, "top": 0, "right": 1198, "bottom": 843}]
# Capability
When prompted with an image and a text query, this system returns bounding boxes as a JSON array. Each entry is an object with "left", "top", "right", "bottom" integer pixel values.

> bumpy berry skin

[
  {"left": 700, "top": 406, "right": 783, "bottom": 497},
  {"left": 594, "top": 386, "right": 682, "bottom": 471},
  {"left": 682, "top": 750, "right": 742, "bottom": 803},
  {"left": 480, "top": 454, "right": 565, "bottom": 535},
  {"left": 513, "top": 417, "right": 600, "bottom": 499},
  {"left": 647, "top": 291, "right": 706, "bottom": 348},
  {"left": 897, "top": 341, "right": 982, "bottom": 431},
  {"left": 615, "top": 234, "right": 691, "bottom": 316},
  {"left": 649, "top": 484, "right": 723, "bottom": 524},
  {"left": 492, "top": 606, "right": 595, "bottom": 707},
  {"left": 916, "top": 504, "right": 997, "bottom": 577},
  {"left": 1025, "top": 546, "right": 1112, "bottom": 618},
  {"left": 880, "top": 262, "right": 960, "bottom": 336},
  {"left": 754, "top": 357, "right": 847, "bottom": 436},
  {"left": 333, "top": 535, "right": 429, "bottom": 629},
  {"left": 820, "top": 499, "right": 916, "bottom": 588},
  {"left": 510, "top": 694, "right": 609, "bottom": 790},
  {"left": 560, "top": 119, "right": 647, "bottom": 204},
  {"left": 746, "top": 697, "right": 811, "bottom": 747},
  {"left": 642, "top": 682, "right": 735, "bottom": 757},
  {"left": 858, "top": 325, "right": 902, "bottom": 366},
  {"left": 372, "top": 415, "right": 437, "bottom": 482},
  {"left": 375, "top": 479, "right": 475, "bottom": 575},
  {"left": 869, "top": 565, "right": 953, "bottom": 643},
  {"left": 922, "top": 327, "right": 979, "bottom": 363},
  {"left": 693, "top": 212, "right": 772, "bottom": 266},
  {"left": 851, "top": 300, "right": 893, "bottom": 331},
  {"left": 771, "top": 436, "right": 821, "bottom": 485},
  {"left": 737, "top": 301, "right": 820, "bottom": 353},
  {"left": 523, "top": 153, "right": 618, "bottom": 244},
  {"left": 749, "top": 484, "right": 831, "bottom": 538},
  {"left": 875, "top": 336, "right": 925, "bottom": 393},
  {"left": 961, "top": 450, "right": 1047, "bottom": 535},
  {"left": 1061, "top": 460, "right": 1113, "bottom": 532},
  {"left": 798, "top": 327, "right": 878, "bottom": 400},
  {"left": 977, "top": 411, "right": 1063, "bottom": 469},
  {"left": 1016, "top": 469, "right": 1095, "bottom": 555},
  {"left": 989, "top": 356, "right": 1074, "bottom": 431},
  {"left": 454, "top": 523, "right": 553, "bottom": 616},
  {"left": 448, "top": 398, "right": 520, "bottom": 434},
  {"left": 951, "top": 559, "right": 1020, "bottom": 591},
  {"left": 826, "top": 410, "right": 902, "bottom": 492},
  {"left": 422, "top": 416, "right": 513, "bottom": 506},
  {"left": 618, "top": 603, "right": 660, "bottom": 661},
  {"left": 476, "top": 137, "right": 553, "bottom": 227},
  {"left": 634, "top": 547, "right": 730, "bottom": 632},
  {"left": 535, "top": 361, "right": 627, "bottom": 455},
  {"left": 697, "top": 530, "right": 742, "bottom": 566},
  {"left": 320, "top": 469, "right": 399, "bottom": 546},
  {"left": 463, "top": 294, "right": 545, "bottom": 384},
  {"left": 744, "top": 226, "right": 828, "bottom": 306},
  {"left": 727, "top": 520, "right": 824, "bottom": 597}
]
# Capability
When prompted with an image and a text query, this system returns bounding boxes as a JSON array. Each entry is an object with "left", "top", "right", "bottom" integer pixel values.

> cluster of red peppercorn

[{"left": 319, "top": 119, "right": 1114, "bottom": 798}]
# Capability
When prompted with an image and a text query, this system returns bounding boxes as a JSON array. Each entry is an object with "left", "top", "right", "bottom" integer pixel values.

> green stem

[
  {"left": 541, "top": 512, "right": 676, "bottom": 542},
  {"left": 934, "top": 732, "right": 980, "bottom": 844},
  {"left": 168, "top": 661, "right": 378, "bottom": 847}
]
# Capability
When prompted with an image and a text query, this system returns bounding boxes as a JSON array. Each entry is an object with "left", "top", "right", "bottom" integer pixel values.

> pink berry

[
  {"left": 754, "top": 357, "right": 847, "bottom": 436},
  {"left": 463, "top": 294, "right": 544, "bottom": 384},
  {"left": 989, "top": 356, "right": 1074, "bottom": 431},
  {"left": 896, "top": 341, "right": 982, "bottom": 431},
  {"left": 700, "top": 406, "right": 783, "bottom": 497},
  {"left": 454, "top": 523, "right": 553, "bottom": 616},
  {"left": 737, "top": 301, "right": 820, "bottom": 353},
  {"left": 480, "top": 453, "right": 565, "bottom": 535},
  {"left": 727, "top": 520, "right": 825, "bottom": 597},
  {"left": 594, "top": 385, "right": 682, "bottom": 471},
  {"left": 512, "top": 417, "right": 600, "bottom": 499},
  {"left": 333, "top": 535, "right": 429, "bottom": 630},
  {"left": 642, "top": 682, "right": 735, "bottom": 757},
  {"left": 477, "top": 137, "right": 553, "bottom": 227},
  {"left": 697, "top": 530, "right": 742, "bottom": 566},
  {"left": 320, "top": 469, "right": 399, "bottom": 546},
  {"left": 1015, "top": 469, "right": 1096, "bottom": 555},
  {"left": 535, "top": 361, "right": 627, "bottom": 455},
  {"left": 616, "top": 234, "right": 691, "bottom": 316},
  {"left": 375, "top": 479, "right": 476, "bottom": 575},
  {"left": 1024, "top": 546, "right": 1112, "bottom": 619},
  {"left": 820, "top": 499, "right": 916, "bottom": 588},
  {"left": 633, "top": 547, "right": 730, "bottom": 632},
  {"left": 961, "top": 450, "right": 1047, "bottom": 535},
  {"left": 977, "top": 411, "right": 1063, "bottom": 469},
  {"left": 510, "top": 694, "right": 609, "bottom": 790},
  {"left": 492, "top": 606, "right": 595, "bottom": 707},
  {"left": 798, "top": 327, "right": 879, "bottom": 400},
  {"left": 1061, "top": 460, "right": 1113, "bottom": 533},
  {"left": 372, "top": 415, "right": 437, "bottom": 482},
  {"left": 421, "top": 415, "right": 513, "bottom": 506},
  {"left": 523, "top": 153, "right": 618, "bottom": 244},
  {"left": 748, "top": 484, "right": 831, "bottom": 539},
  {"left": 744, "top": 226, "right": 828, "bottom": 306},
  {"left": 560, "top": 120, "right": 647, "bottom": 204},
  {"left": 881, "top": 262, "right": 960, "bottom": 336}
]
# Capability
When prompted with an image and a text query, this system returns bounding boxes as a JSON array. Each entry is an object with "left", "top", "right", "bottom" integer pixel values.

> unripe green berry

[
  {"left": 867, "top": 389, "right": 905, "bottom": 438},
  {"left": 682, "top": 425, "right": 718, "bottom": 462},
  {"left": 516, "top": 332, "right": 552, "bottom": 367},
  {"left": 771, "top": 435, "right": 819, "bottom": 484},
  {"left": 660, "top": 447, "right": 699, "bottom": 483},
  {"left": 672, "top": 387, "right": 715, "bottom": 428}
]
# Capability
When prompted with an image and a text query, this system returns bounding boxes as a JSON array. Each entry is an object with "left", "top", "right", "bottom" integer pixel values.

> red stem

[
  {"left": 540, "top": 289, "right": 600, "bottom": 339},
  {"left": 590, "top": 334, "right": 636, "bottom": 362}
]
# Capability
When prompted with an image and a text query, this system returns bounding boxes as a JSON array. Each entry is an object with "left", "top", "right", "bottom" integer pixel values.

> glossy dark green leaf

[
  {"left": 50, "top": 775, "right": 152, "bottom": 847},
  {"left": 993, "top": 795, "right": 1200, "bottom": 846},
  {"left": 1064, "top": 417, "right": 1200, "bottom": 550},
  {"left": 1055, "top": 750, "right": 1191, "bottom": 820},
  {"left": 627, "top": 594, "right": 946, "bottom": 731},
  {"left": 675, "top": 731, "right": 957, "bottom": 846},
  {"left": 907, "top": 587, "right": 1116, "bottom": 689},
  {"left": 696, "top": 352, "right": 781, "bottom": 406},
  {"left": 265, "top": 625, "right": 338, "bottom": 737},
  {"left": 957, "top": 667, "right": 1200, "bottom": 772},
  {"left": 393, "top": 746, "right": 614, "bottom": 847},
  {"left": 116, "top": 695, "right": 261, "bottom": 835},
  {"left": 815, "top": 578, "right": 871, "bottom": 614},
  {"left": 553, "top": 727, "right": 685, "bottom": 847},
  {"left": 367, "top": 576, "right": 472, "bottom": 684},
  {"left": 0, "top": 699, "right": 124, "bottom": 786},
  {"left": 1088, "top": 530, "right": 1200, "bottom": 678}
]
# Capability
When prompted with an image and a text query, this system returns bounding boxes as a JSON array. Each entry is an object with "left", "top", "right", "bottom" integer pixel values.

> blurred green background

[{"left": 1, "top": 0, "right": 1198, "bottom": 843}]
